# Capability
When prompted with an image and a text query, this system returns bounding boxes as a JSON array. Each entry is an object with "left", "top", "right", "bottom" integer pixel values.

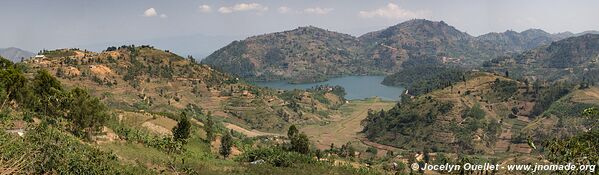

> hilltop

[{"left": 203, "top": 19, "right": 578, "bottom": 83}]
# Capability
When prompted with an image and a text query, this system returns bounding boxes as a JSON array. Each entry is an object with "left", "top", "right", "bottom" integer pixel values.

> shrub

[{"left": 237, "top": 147, "right": 315, "bottom": 167}]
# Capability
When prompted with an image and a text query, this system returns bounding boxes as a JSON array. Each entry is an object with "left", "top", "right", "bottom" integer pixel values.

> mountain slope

[
  {"left": 202, "top": 26, "right": 365, "bottom": 83},
  {"left": 362, "top": 71, "right": 595, "bottom": 154},
  {"left": 204, "top": 19, "right": 577, "bottom": 83},
  {"left": 24, "top": 46, "right": 345, "bottom": 132},
  {"left": 0, "top": 47, "right": 35, "bottom": 62},
  {"left": 359, "top": 19, "right": 474, "bottom": 68},
  {"left": 483, "top": 34, "right": 599, "bottom": 82},
  {"left": 474, "top": 29, "right": 565, "bottom": 57}
]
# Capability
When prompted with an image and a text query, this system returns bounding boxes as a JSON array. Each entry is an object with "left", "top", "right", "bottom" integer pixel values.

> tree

[
  {"left": 543, "top": 107, "right": 598, "bottom": 174},
  {"left": 205, "top": 114, "right": 216, "bottom": 142},
  {"left": 219, "top": 131, "right": 233, "bottom": 158},
  {"left": 287, "top": 125, "right": 299, "bottom": 139},
  {"left": 172, "top": 112, "right": 191, "bottom": 143},
  {"left": 65, "top": 87, "right": 109, "bottom": 139},
  {"left": 0, "top": 66, "right": 27, "bottom": 108},
  {"left": 32, "top": 70, "right": 64, "bottom": 117},
  {"left": 290, "top": 133, "right": 310, "bottom": 154}
]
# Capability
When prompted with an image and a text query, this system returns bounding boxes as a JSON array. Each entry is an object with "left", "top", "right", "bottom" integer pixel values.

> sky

[{"left": 1, "top": 0, "right": 598, "bottom": 58}]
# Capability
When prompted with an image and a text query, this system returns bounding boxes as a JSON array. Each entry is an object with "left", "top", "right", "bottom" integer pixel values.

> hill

[
  {"left": 483, "top": 34, "right": 599, "bottom": 82},
  {"left": 0, "top": 54, "right": 380, "bottom": 174},
  {"left": 474, "top": 29, "right": 565, "bottom": 58},
  {"left": 0, "top": 47, "right": 35, "bottom": 62},
  {"left": 359, "top": 19, "right": 475, "bottom": 69},
  {"left": 202, "top": 26, "right": 364, "bottom": 83},
  {"left": 204, "top": 19, "right": 574, "bottom": 83},
  {"left": 23, "top": 46, "right": 345, "bottom": 132},
  {"left": 363, "top": 71, "right": 596, "bottom": 155}
]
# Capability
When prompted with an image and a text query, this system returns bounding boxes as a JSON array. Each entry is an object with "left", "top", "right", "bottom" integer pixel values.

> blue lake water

[{"left": 252, "top": 76, "right": 405, "bottom": 101}]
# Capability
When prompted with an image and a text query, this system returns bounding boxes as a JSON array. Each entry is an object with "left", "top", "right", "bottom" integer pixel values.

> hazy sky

[{"left": 1, "top": 0, "right": 598, "bottom": 57}]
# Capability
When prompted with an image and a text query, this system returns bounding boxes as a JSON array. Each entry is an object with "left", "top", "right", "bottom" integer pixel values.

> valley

[
  {"left": 300, "top": 98, "right": 396, "bottom": 151},
  {"left": 1, "top": 3, "right": 599, "bottom": 173}
]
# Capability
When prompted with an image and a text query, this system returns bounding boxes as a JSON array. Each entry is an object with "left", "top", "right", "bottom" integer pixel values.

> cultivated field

[{"left": 300, "top": 98, "right": 396, "bottom": 152}]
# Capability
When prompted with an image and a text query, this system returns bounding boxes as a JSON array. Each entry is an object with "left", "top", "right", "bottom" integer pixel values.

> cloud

[
  {"left": 278, "top": 6, "right": 291, "bottom": 14},
  {"left": 143, "top": 8, "right": 158, "bottom": 17},
  {"left": 303, "top": 7, "right": 333, "bottom": 15},
  {"left": 143, "top": 7, "right": 167, "bottom": 18},
  {"left": 359, "top": 3, "right": 428, "bottom": 19},
  {"left": 198, "top": 5, "right": 212, "bottom": 13},
  {"left": 218, "top": 3, "right": 268, "bottom": 14}
]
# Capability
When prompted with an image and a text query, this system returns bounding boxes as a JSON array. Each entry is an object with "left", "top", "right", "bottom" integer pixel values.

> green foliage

[
  {"left": 462, "top": 103, "right": 486, "bottom": 119},
  {"left": 338, "top": 142, "right": 356, "bottom": 158},
  {"left": 290, "top": 133, "right": 310, "bottom": 154},
  {"left": 0, "top": 66, "right": 27, "bottom": 102},
  {"left": 109, "top": 120, "right": 183, "bottom": 154},
  {"left": 287, "top": 125, "right": 310, "bottom": 154},
  {"left": 544, "top": 129, "right": 599, "bottom": 174},
  {"left": 0, "top": 124, "right": 149, "bottom": 174},
  {"left": 64, "top": 87, "right": 109, "bottom": 138},
  {"left": 490, "top": 78, "right": 518, "bottom": 101},
  {"left": 237, "top": 147, "right": 315, "bottom": 167},
  {"left": 532, "top": 82, "right": 573, "bottom": 116},
  {"left": 287, "top": 124, "right": 299, "bottom": 139},
  {"left": 172, "top": 112, "right": 192, "bottom": 144},
  {"left": 365, "top": 147, "right": 378, "bottom": 155},
  {"left": 382, "top": 66, "right": 465, "bottom": 96},
  {"left": 205, "top": 114, "right": 216, "bottom": 142},
  {"left": 219, "top": 131, "right": 234, "bottom": 158},
  {"left": 32, "top": 70, "right": 64, "bottom": 117}
]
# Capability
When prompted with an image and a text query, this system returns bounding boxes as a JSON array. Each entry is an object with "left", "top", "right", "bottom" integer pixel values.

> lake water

[{"left": 252, "top": 76, "right": 405, "bottom": 101}]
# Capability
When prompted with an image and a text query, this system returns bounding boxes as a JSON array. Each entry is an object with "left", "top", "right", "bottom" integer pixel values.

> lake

[{"left": 252, "top": 76, "right": 405, "bottom": 101}]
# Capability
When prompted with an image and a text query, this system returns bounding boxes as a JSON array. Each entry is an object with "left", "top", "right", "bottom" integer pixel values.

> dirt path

[{"left": 301, "top": 98, "right": 396, "bottom": 150}]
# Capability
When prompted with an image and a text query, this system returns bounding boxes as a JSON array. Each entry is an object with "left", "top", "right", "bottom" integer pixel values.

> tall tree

[
  {"left": 219, "top": 131, "right": 233, "bottom": 158},
  {"left": 32, "top": 70, "right": 64, "bottom": 117},
  {"left": 172, "top": 112, "right": 191, "bottom": 143},
  {"left": 291, "top": 133, "right": 310, "bottom": 154},
  {"left": 205, "top": 113, "right": 215, "bottom": 142},
  {"left": 287, "top": 124, "right": 299, "bottom": 139}
]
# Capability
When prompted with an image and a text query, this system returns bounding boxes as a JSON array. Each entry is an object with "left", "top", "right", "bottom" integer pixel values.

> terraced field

[{"left": 300, "top": 98, "right": 396, "bottom": 152}]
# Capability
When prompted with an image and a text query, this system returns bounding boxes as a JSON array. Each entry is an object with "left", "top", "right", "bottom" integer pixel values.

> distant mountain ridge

[
  {"left": 202, "top": 19, "right": 597, "bottom": 83},
  {"left": 484, "top": 34, "right": 599, "bottom": 82},
  {"left": 0, "top": 47, "right": 35, "bottom": 62}
]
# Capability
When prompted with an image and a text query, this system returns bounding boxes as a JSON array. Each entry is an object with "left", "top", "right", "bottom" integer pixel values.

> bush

[
  {"left": 0, "top": 124, "right": 149, "bottom": 174},
  {"left": 237, "top": 147, "right": 315, "bottom": 167}
]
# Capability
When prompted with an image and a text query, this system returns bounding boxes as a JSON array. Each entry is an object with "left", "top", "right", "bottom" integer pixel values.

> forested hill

[
  {"left": 202, "top": 26, "right": 364, "bottom": 83},
  {"left": 203, "top": 19, "right": 576, "bottom": 83},
  {"left": 483, "top": 34, "right": 599, "bottom": 82},
  {"left": 362, "top": 71, "right": 598, "bottom": 155}
]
